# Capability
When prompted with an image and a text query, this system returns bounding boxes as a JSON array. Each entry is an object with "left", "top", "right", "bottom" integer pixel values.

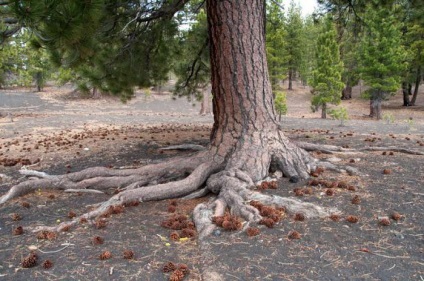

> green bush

[
  {"left": 329, "top": 107, "right": 348, "bottom": 126},
  {"left": 274, "top": 91, "right": 287, "bottom": 121}
]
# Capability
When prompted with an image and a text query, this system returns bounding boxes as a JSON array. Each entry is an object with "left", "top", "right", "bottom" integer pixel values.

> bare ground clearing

[{"left": 0, "top": 82, "right": 423, "bottom": 280}]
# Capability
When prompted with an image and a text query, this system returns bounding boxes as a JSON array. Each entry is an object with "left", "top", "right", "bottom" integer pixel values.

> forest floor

[{"left": 0, "top": 82, "right": 423, "bottom": 280}]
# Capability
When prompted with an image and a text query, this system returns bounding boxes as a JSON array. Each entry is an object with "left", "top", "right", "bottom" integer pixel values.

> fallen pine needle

[{"left": 38, "top": 243, "right": 73, "bottom": 254}]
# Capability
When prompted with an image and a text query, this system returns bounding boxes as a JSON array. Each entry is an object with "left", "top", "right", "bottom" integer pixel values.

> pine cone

[
  {"left": 177, "top": 263, "right": 190, "bottom": 275},
  {"left": 346, "top": 215, "right": 359, "bottom": 223},
  {"left": 13, "top": 226, "right": 24, "bottom": 235},
  {"left": 288, "top": 230, "right": 301, "bottom": 239},
  {"left": 123, "top": 250, "right": 134, "bottom": 259},
  {"left": 169, "top": 269, "right": 184, "bottom": 281},
  {"left": 162, "top": 262, "right": 176, "bottom": 273},
  {"left": 42, "top": 260, "right": 53, "bottom": 269},
  {"left": 99, "top": 251, "right": 112, "bottom": 260},
  {"left": 246, "top": 227, "right": 260, "bottom": 237},
  {"left": 11, "top": 213, "right": 22, "bottom": 221},
  {"left": 21, "top": 252, "right": 38, "bottom": 268}
]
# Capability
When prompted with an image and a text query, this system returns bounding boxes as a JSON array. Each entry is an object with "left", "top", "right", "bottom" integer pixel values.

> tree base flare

[{"left": 0, "top": 135, "right": 356, "bottom": 237}]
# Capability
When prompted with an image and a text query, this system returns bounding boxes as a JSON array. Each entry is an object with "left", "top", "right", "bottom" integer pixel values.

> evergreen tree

[
  {"left": 11, "top": 1, "right": 179, "bottom": 101},
  {"left": 310, "top": 16, "right": 344, "bottom": 119},
  {"left": 339, "top": 24, "right": 361, "bottom": 100},
  {"left": 1, "top": 0, "right": 346, "bottom": 240},
  {"left": 174, "top": 9, "right": 209, "bottom": 100},
  {"left": 298, "top": 15, "right": 320, "bottom": 87},
  {"left": 358, "top": 4, "right": 407, "bottom": 119},
  {"left": 266, "top": 0, "right": 288, "bottom": 92},
  {"left": 400, "top": 0, "right": 424, "bottom": 106},
  {"left": 284, "top": 0, "right": 303, "bottom": 90}
]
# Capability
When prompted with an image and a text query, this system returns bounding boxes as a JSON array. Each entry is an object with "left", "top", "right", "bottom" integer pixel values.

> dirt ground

[{"left": 0, "top": 82, "right": 423, "bottom": 280}]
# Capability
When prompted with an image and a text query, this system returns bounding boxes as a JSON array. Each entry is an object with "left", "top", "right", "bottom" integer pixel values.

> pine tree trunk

[
  {"left": 207, "top": 0, "right": 310, "bottom": 182},
  {"left": 92, "top": 87, "right": 101, "bottom": 99},
  {"left": 371, "top": 91, "right": 383, "bottom": 120},
  {"left": 402, "top": 82, "right": 411, "bottom": 106},
  {"left": 199, "top": 85, "right": 212, "bottom": 115},
  {"left": 208, "top": 0, "right": 275, "bottom": 147},
  {"left": 321, "top": 103, "right": 327, "bottom": 119},
  {"left": 288, "top": 69, "right": 293, "bottom": 90},
  {"left": 341, "top": 85, "right": 352, "bottom": 100},
  {"left": 369, "top": 99, "right": 375, "bottom": 118},
  {"left": 410, "top": 66, "right": 421, "bottom": 106}
]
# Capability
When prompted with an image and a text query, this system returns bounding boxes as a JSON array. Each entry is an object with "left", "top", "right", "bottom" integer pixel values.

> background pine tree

[
  {"left": 358, "top": 4, "right": 407, "bottom": 119},
  {"left": 310, "top": 16, "right": 344, "bottom": 119}
]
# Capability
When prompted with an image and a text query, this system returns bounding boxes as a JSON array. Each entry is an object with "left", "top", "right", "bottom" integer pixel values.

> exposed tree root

[
  {"left": 0, "top": 134, "right": 392, "bottom": 237},
  {"left": 358, "top": 147, "right": 424, "bottom": 155},
  {"left": 0, "top": 154, "right": 208, "bottom": 204}
]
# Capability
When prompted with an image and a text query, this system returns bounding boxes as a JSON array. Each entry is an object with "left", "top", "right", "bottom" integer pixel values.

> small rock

[{"left": 213, "top": 229, "right": 221, "bottom": 237}]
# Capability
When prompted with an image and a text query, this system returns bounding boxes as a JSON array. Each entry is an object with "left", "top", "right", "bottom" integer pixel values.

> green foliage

[
  {"left": 382, "top": 113, "right": 395, "bottom": 124},
  {"left": 0, "top": 31, "right": 52, "bottom": 88},
  {"left": 11, "top": 1, "right": 180, "bottom": 101},
  {"left": 328, "top": 107, "right": 348, "bottom": 125},
  {"left": 266, "top": 0, "right": 288, "bottom": 90},
  {"left": 298, "top": 16, "right": 320, "bottom": 86},
  {"left": 310, "top": 16, "right": 344, "bottom": 115},
  {"left": 284, "top": 1, "right": 304, "bottom": 81},
  {"left": 339, "top": 20, "right": 361, "bottom": 89},
  {"left": 173, "top": 9, "right": 209, "bottom": 100},
  {"left": 358, "top": 5, "right": 407, "bottom": 100},
  {"left": 0, "top": 39, "right": 18, "bottom": 86},
  {"left": 274, "top": 91, "right": 287, "bottom": 120}
]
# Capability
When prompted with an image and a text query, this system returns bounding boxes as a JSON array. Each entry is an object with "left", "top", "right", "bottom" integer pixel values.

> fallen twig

[{"left": 38, "top": 243, "right": 73, "bottom": 254}]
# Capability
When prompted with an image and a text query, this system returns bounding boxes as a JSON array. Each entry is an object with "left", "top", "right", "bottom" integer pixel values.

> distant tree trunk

[
  {"left": 369, "top": 99, "right": 374, "bottom": 118},
  {"left": 35, "top": 72, "right": 43, "bottom": 92},
  {"left": 92, "top": 87, "right": 101, "bottom": 99},
  {"left": 199, "top": 85, "right": 212, "bottom": 115},
  {"left": 410, "top": 66, "right": 421, "bottom": 106},
  {"left": 402, "top": 81, "right": 411, "bottom": 106},
  {"left": 370, "top": 91, "right": 382, "bottom": 120},
  {"left": 321, "top": 103, "right": 327, "bottom": 119},
  {"left": 288, "top": 68, "right": 293, "bottom": 90},
  {"left": 341, "top": 85, "right": 352, "bottom": 100}
]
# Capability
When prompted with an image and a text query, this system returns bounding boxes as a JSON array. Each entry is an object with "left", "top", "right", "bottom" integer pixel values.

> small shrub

[{"left": 329, "top": 107, "right": 349, "bottom": 126}]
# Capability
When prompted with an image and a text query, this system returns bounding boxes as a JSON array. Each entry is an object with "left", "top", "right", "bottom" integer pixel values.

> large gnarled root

[
  {"left": 0, "top": 153, "right": 208, "bottom": 205},
  {"left": 194, "top": 166, "right": 336, "bottom": 239},
  {"left": 2, "top": 132, "right": 361, "bottom": 237},
  {"left": 32, "top": 160, "right": 222, "bottom": 232}
]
